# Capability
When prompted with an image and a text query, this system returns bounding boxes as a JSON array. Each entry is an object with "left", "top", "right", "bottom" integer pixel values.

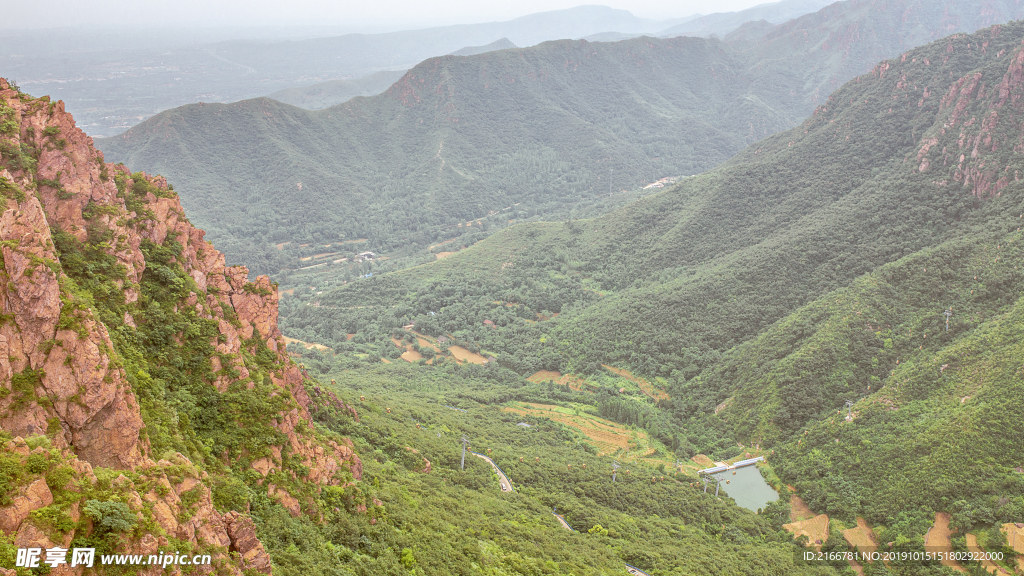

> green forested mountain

[
  {"left": 276, "top": 21, "right": 1024, "bottom": 558},
  {"left": 97, "top": 0, "right": 1024, "bottom": 276},
  {"left": 98, "top": 35, "right": 800, "bottom": 274},
  {"left": 287, "top": 19, "right": 1014, "bottom": 378}
]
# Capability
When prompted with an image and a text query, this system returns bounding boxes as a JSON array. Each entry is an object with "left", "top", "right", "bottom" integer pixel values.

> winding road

[
  {"left": 551, "top": 507, "right": 652, "bottom": 575},
  {"left": 472, "top": 452, "right": 513, "bottom": 492}
]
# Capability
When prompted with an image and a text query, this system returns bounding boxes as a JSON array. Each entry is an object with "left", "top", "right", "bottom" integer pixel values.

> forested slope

[{"left": 293, "top": 21, "right": 1018, "bottom": 379}]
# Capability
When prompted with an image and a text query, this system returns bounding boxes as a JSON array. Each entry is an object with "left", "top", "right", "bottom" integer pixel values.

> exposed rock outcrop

[{"left": 0, "top": 77, "right": 362, "bottom": 572}]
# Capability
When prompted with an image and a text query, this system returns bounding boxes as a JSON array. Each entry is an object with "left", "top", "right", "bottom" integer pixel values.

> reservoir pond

[{"left": 711, "top": 465, "right": 778, "bottom": 512}]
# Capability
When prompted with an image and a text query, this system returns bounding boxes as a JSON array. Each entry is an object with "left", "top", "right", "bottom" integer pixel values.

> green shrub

[
  {"left": 46, "top": 466, "right": 75, "bottom": 494},
  {"left": 25, "top": 453, "right": 49, "bottom": 474},
  {"left": 83, "top": 500, "right": 136, "bottom": 533},
  {"left": 211, "top": 476, "right": 252, "bottom": 513}
]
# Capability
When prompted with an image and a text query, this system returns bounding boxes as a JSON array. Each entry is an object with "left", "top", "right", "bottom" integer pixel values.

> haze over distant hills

[
  {"left": 98, "top": 0, "right": 1024, "bottom": 276},
  {"left": 269, "top": 39, "right": 520, "bottom": 110},
  {"left": 3, "top": 3, "right": 831, "bottom": 136}
]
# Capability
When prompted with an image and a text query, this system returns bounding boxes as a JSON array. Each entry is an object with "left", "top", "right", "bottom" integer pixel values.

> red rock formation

[
  {"left": 0, "top": 444, "right": 272, "bottom": 576},
  {"left": 1, "top": 77, "right": 361, "bottom": 571}
]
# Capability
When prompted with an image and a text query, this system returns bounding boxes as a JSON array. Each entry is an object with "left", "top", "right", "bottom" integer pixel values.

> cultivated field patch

[
  {"left": 691, "top": 454, "right": 714, "bottom": 468},
  {"left": 400, "top": 349, "right": 424, "bottom": 363},
  {"left": 502, "top": 402, "right": 643, "bottom": 456},
  {"left": 783, "top": 514, "right": 830, "bottom": 547},
  {"left": 1001, "top": 522, "right": 1024, "bottom": 555},
  {"left": 282, "top": 336, "right": 331, "bottom": 351},
  {"left": 966, "top": 533, "right": 1010, "bottom": 574},
  {"left": 449, "top": 345, "right": 487, "bottom": 364},
  {"left": 789, "top": 495, "right": 817, "bottom": 522},
  {"left": 602, "top": 365, "right": 669, "bottom": 401},
  {"left": 842, "top": 518, "right": 878, "bottom": 552},
  {"left": 527, "top": 370, "right": 593, "bottom": 392}
]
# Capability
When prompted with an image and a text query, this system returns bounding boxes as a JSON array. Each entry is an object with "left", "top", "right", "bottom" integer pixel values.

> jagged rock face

[
  {"left": 0, "top": 443, "right": 272, "bottom": 576},
  {"left": 905, "top": 25, "right": 1024, "bottom": 196},
  {"left": 0, "top": 184, "right": 147, "bottom": 469},
  {"left": 0, "top": 77, "right": 359, "bottom": 477},
  {"left": 1, "top": 78, "right": 361, "bottom": 570}
]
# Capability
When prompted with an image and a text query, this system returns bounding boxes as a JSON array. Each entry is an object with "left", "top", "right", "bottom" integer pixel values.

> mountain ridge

[{"left": 97, "top": 0, "right": 1024, "bottom": 277}]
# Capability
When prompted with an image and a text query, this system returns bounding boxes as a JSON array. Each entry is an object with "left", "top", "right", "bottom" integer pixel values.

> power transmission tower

[
  {"left": 944, "top": 308, "right": 953, "bottom": 331},
  {"left": 844, "top": 400, "right": 854, "bottom": 421},
  {"left": 461, "top": 435, "right": 469, "bottom": 471},
  {"left": 702, "top": 474, "right": 720, "bottom": 496},
  {"left": 609, "top": 169, "right": 613, "bottom": 196},
  {"left": 612, "top": 460, "right": 620, "bottom": 482}
]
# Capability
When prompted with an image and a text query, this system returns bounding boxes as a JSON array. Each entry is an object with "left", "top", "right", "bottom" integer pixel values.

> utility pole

[
  {"left": 609, "top": 169, "right": 613, "bottom": 196},
  {"left": 944, "top": 307, "right": 953, "bottom": 331},
  {"left": 461, "top": 435, "right": 469, "bottom": 471},
  {"left": 844, "top": 400, "right": 854, "bottom": 421}
]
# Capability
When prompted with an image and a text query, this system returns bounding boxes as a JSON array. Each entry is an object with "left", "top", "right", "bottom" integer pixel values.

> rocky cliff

[{"left": 0, "top": 78, "right": 360, "bottom": 574}]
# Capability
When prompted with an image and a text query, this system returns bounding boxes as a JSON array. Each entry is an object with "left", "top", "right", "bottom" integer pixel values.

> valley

[
  {"left": 4, "top": 0, "right": 1024, "bottom": 574},
  {"left": 272, "top": 16, "right": 1024, "bottom": 575}
]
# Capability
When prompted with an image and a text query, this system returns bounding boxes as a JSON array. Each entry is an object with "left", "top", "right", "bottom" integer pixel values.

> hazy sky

[{"left": 5, "top": 0, "right": 773, "bottom": 30}]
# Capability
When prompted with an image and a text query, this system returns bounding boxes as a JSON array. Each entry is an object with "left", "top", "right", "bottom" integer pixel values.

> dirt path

[
  {"left": 553, "top": 513, "right": 574, "bottom": 531},
  {"left": 472, "top": 453, "right": 512, "bottom": 492},
  {"left": 925, "top": 512, "right": 965, "bottom": 573}
]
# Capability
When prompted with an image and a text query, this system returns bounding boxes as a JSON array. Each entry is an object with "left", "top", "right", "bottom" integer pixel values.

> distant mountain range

[
  {"left": 268, "top": 70, "right": 409, "bottom": 110},
  {"left": 97, "top": 0, "right": 1024, "bottom": 276},
  {"left": 4, "top": 3, "right": 832, "bottom": 136}
]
